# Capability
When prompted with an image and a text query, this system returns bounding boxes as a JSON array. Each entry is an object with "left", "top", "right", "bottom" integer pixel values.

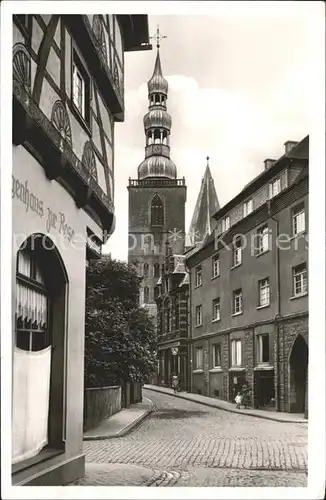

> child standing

[{"left": 235, "top": 392, "right": 242, "bottom": 409}]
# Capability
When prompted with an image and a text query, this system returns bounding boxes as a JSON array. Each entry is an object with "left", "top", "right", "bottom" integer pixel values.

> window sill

[
  {"left": 12, "top": 446, "right": 65, "bottom": 475},
  {"left": 229, "top": 367, "right": 245, "bottom": 372},
  {"left": 254, "top": 364, "right": 274, "bottom": 371},
  {"left": 290, "top": 292, "right": 308, "bottom": 300},
  {"left": 256, "top": 304, "right": 270, "bottom": 310},
  {"left": 211, "top": 274, "right": 220, "bottom": 280},
  {"left": 192, "top": 369, "right": 204, "bottom": 374},
  {"left": 230, "top": 263, "right": 242, "bottom": 270},
  {"left": 256, "top": 249, "right": 269, "bottom": 258},
  {"left": 195, "top": 324, "right": 203, "bottom": 328},
  {"left": 69, "top": 100, "right": 92, "bottom": 137},
  {"left": 194, "top": 284, "right": 202, "bottom": 289},
  {"left": 209, "top": 367, "right": 222, "bottom": 373},
  {"left": 231, "top": 311, "right": 243, "bottom": 317},
  {"left": 212, "top": 318, "right": 220, "bottom": 323}
]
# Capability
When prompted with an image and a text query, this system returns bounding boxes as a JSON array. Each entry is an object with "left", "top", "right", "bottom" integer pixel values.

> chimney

[
  {"left": 284, "top": 140, "right": 298, "bottom": 155},
  {"left": 264, "top": 158, "right": 276, "bottom": 170}
]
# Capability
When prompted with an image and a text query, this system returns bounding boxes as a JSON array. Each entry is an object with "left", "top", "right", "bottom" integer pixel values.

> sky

[{"left": 105, "top": 3, "right": 322, "bottom": 261}]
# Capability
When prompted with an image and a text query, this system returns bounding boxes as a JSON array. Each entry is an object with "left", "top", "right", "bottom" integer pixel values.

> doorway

[{"left": 289, "top": 335, "right": 308, "bottom": 413}]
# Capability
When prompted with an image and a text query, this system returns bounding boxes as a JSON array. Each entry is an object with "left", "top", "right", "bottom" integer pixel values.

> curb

[
  {"left": 84, "top": 399, "right": 153, "bottom": 441},
  {"left": 144, "top": 386, "right": 307, "bottom": 425}
]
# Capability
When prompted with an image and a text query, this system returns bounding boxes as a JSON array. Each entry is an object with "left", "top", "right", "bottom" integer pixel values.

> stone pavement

[
  {"left": 144, "top": 384, "right": 308, "bottom": 424},
  {"left": 84, "top": 398, "right": 153, "bottom": 440},
  {"left": 70, "top": 389, "right": 308, "bottom": 487}
]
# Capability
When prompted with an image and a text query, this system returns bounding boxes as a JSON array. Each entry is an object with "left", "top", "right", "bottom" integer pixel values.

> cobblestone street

[{"left": 73, "top": 389, "right": 308, "bottom": 487}]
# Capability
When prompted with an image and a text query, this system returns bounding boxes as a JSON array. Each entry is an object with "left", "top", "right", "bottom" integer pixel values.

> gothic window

[
  {"left": 143, "top": 263, "right": 149, "bottom": 278},
  {"left": 154, "top": 263, "right": 160, "bottom": 278},
  {"left": 151, "top": 194, "right": 164, "bottom": 226},
  {"left": 51, "top": 100, "right": 72, "bottom": 148},
  {"left": 92, "top": 15, "right": 108, "bottom": 62},
  {"left": 154, "top": 129, "right": 161, "bottom": 144},
  {"left": 13, "top": 43, "right": 31, "bottom": 93},
  {"left": 82, "top": 141, "right": 98, "bottom": 182},
  {"left": 144, "top": 286, "right": 149, "bottom": 303}
]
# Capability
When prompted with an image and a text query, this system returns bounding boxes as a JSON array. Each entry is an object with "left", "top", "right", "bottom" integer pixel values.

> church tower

[{"left": 128, "top": 28, "right": 187, "bottom": 313}]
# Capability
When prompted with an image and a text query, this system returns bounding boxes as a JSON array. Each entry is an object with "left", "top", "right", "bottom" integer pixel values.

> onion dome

[
  {"left": 138, "top": 156, "right": 177, "bottom": 180},
  {"left": 143, "top": 109, "right": 172, "bottom": 130},
  {"left": 147, "top": 51, "right": 168, "bottom": 95}
]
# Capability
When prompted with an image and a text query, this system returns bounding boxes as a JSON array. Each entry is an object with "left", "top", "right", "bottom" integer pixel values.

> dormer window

[
  {"left": 222, "top": 216, "right": 230, "bottom": 232},
  {"left": 269, "top": 178, "right": 281, "bottom": 199}
]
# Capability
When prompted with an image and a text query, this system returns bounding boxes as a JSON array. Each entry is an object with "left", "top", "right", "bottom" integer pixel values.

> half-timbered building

[{"left": 12, "top": 14, "right": 150, "bottom": 485}]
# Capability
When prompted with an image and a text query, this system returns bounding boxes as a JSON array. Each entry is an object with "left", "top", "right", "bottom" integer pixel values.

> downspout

[
  {"left": 268, "top": 200, "right": 281, "bottom": 412},
  {"left": 185, "top": 260, "right": 192, "bottom": 394}
]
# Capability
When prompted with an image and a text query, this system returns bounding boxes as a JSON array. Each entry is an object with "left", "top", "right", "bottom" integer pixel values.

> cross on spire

[
  {"left": 206, "top": 156, "right": 210, "bottom": 167},
  {"left": 150, "top": 25, "right": 167, "bottom": 49}
]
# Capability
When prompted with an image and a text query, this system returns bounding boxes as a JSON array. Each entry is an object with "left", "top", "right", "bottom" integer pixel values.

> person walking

[{"left": 171, "top": 373, "right": 179, "bottom": 394}]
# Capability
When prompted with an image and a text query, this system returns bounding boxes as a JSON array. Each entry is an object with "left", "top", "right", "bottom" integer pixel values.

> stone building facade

[
  {"left": 186, "top": 137, "right": 308, "bottom": 415},
  {"left": 12, "top": 14, "right": 150, "bottom": 485}
]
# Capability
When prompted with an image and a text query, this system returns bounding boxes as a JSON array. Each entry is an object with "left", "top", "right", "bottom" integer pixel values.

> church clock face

[{"left": 153, "top": 145, "right": 162, "bottom": 154}]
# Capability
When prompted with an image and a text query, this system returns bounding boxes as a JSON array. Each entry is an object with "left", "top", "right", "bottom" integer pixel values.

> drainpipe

[
  {"left": 268, "top": 200, "right": 281, "bottom": 412},
  {"left": 185, "top": 260, "right": 192, "bottom": 394}
]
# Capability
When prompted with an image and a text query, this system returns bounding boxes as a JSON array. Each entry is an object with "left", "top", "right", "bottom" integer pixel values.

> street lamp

[{"left": 171, "top": 347, "right": 178, "bottom": 375}]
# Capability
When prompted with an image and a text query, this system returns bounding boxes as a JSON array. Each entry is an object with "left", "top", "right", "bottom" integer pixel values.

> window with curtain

[{"left": 16, "top": 248, "right": 50, "bottom": 352}]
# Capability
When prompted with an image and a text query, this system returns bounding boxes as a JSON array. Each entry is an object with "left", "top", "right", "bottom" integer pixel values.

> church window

[
  {"left": 151, "top": 194, "right": 164, "bottom": 226},
  {"left": 143, "top": 263, "right": 149, "bottom": 278},
  {"left": 154, "top": 263, "right": 160, "bottom": 278}
]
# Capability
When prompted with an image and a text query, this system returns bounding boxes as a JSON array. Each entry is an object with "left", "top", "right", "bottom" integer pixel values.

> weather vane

[{"left": 150, "top": 25, "right": 167, "bottom": 49}]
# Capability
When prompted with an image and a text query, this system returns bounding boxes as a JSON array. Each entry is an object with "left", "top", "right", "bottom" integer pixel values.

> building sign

[
  {"left": 12, "top": 175, "right": 75, "bottom": 242},
  {"left": 86, "top": 232, "right": 102, "bottom": 257}
]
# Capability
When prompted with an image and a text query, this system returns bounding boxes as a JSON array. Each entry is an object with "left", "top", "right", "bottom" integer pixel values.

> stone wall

[{"left": 83, "top": 385, "right": 121, "bottom": 431}]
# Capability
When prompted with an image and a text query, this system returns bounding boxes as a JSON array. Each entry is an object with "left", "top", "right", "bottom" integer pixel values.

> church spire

[
  {"left": 138, "top": 27, "right": 177, "bottom": 181},
  {"left": 187, "top": 157, "right": 220, "bottom": 246}
]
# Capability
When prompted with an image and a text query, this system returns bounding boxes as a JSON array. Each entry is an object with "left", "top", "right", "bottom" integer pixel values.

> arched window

[
  {"left": 154, "top": 263, "right": 160, "bottom": 278},
  {"left": 162, "top": 130, "right": 168, "bottom": 145},
  {"left": 151, "top": 194, "right": 164, "bottom": 226},
  {"left": 13, "top": 236, "right": 68, "bottom": 465},
  {"left": 144, "top": 286, "right": 149, "bottom": 303},
  {"left": 143, "top": 263, "right": 149, "bottom": 278},
  {"left": 154, "top": 129, "right": 161, "bottom": 144},
  {"left": 147, "top": 131, "right": 153, "bottom": 145}
]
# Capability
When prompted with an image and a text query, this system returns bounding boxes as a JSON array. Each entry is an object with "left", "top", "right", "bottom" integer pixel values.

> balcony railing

[{"left": 128, "top": 177, "right": 186, "bottom": 187}]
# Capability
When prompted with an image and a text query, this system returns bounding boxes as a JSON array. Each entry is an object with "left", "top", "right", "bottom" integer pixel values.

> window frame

[
  {"left": 231, "top": 339, "right": 242, "bottom": 367},
  {"left": 212, "top": 297, "right": 220, "bottom": 322},
  {"left": 195, "top": 265, "right": 202, "bottom": 287},
  {"left": 243, "top": 198, "right": 253, "bottom": 217},
  {"left": 222, "top": 216, "right": 230, "bottom": 232},
  {"left": 212, "top": 254, "right": 220, "bottom": 278},
  {"left": 195, "top": 304, "right": 203, "bottom": 326},
  {"left": 71, "top": 49, "right": 91, "bottom": 128},
  {"left": 232, "top": 238, "right": 242, "bottom": 267},
  {"left": 150, "top": 194, "right": 164, "bottom": 227},
  {"left": 256, "top": 224, "right": 269, "bottom": 255},
  {"left": 292, "top": 202, "right": 306, "bottom": 236},
  {"left": 232, "top": 289, "right": 243, "bottom": 315},
  {"left": 213, "top": 343, "right": 222, "bottom": 368},
  {"left": 195, "top": 346, "right": 204, "bottom": 370},
  {"left": 256, "top": 333, "right": 270, "bottom": 364},
  {"left": 269, "top": 178, "right": 281, "bottom": 199},
  {"left": 258, "top": 277, "right": 270, "bottom": 307},
  {"left": 293, "top": 263, "right": 308, "bottom": 296}
]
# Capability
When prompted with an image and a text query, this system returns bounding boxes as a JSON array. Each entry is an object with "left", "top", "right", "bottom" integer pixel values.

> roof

[
  {"left": 117, "top": 15, "right": 152, "bottom": 52},
  {"left": 187, "top": 160, "right": 220, "bottom": 245},
  {"left": 213, "top": 135, "right": 309, "bottom": 221}
]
